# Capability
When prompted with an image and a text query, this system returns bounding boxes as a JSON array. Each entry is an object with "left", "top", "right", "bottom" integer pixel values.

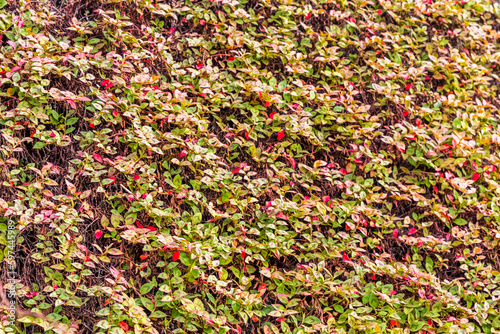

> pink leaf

[
  {"left": 200, "top": 20, "right": 206, "bottom": 25},
  {"left": 68, "top": 99, "right": 76, "bottom": 109},
  {"left": 180, "top": 150, "right": 187, "bottom": 157},
  {"left": 322, "top": 196, "right": 330, "bottom": 203},
  {"left": 93, "top": 154, "right": 102, "bottom": 163},
  {"left": 95, "top": 230, "right": 103, "bottom": 239},
  {"left": 390, "top": 290, "right": 397, "bottom": 295},
  {"left": 133, "top": 175, "right": 140, "bottom": 180},
  {"left": 392, "top": 229, "right": 398, "bottom": 238},
  {"left": 278, "top": 129, "right": 285, "bottom": 140},
  {"left": 408, "top": 228, "right": 417, "bottom": 235}
]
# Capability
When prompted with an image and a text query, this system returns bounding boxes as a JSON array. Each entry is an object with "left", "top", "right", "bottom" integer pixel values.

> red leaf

[
  {"left": 433, "top": 185, "right": 438, "bottom": 192},
  {"left": 68, "top": 99, "right": 76, "bottom": 109},
  {"left": 322, "top": 196, "right": 330, "bottom": 203},
  {"left": 200, "top": 20, "right": 206, "bottom": 25},
  {"left": 180, "top": 150, "right": 187, "bottom": 158},
  {"left": 390, "top": 320, "right": 399, "bottom": 327},
  {"left": 101, "top": 80, "right": 109, "bottom": 86},
  {"left": 472, "top": 173, "right": 480, "bottom": 181},
  {"left": 196, "top": 63, "right": 203, "bottom": 70},
  {"left": 342, "top": 253, "right": 350, "bottom": 261},
  {"left": 133, "top": 175, "right": 140, "bottom": 180},
  {"left": 305, "top": 12, "right": 311, "bottom": 19},
  {"left": 290, "top": 158, "right": 296, "bottom": 169},
  {"left": 244, "top": 131, "right": 249, "bottom": 140},
  {"left": 11, "top": 66, "right": 21, "bottom": 72},
  {"left": 95, "top": 230, "right": 103, "bottom": 239},
  {"left": 377, "top": 9, "right": 383, "bottom": 15},
  {"left": 392, "top": 229, "right": 398, "bottom": 238},
  {"left": 228, "top": 57, "right": 235, "bottom": 61},
  {"left": 258, "top": 284, "right": 266, "bottom": 293},
  {"left": 390, "top": 290, "right": 397, "bottom": 295},
  {"left": 49, "top": 132, "right": 56, "bottom": 137},
  {"left": 93, "top": 154, "right": 102, "bottom": 163},
  {"left": 269, "top": 112, "right": 277, "bottom": 119},
  {"left": 89, "top": 123, "right": 95, "bottom": 128},
  {"left": 278, "top": 129, "right": 285, "bottom": 140},
  {"left": 109, "top": 176, "right": 115, "bottom": 184},
  {"left": 136, "top": 221, "right": 144, "bottom": 228},
  {"left": 402, "top": 110, "right": 409, "bottom": 117},
  {"left": 146, "top": 226, "right": 156, "bottom": 232},
  {"left": 140, "top": 254, "right": 149, "bottom": 260},
  {"left": 340, "top": 168, "right": 348, "bottom": 175},
  {"left": 119, "top": 321, "right": 129, "bottom": 332},
  {"left": 264, "top": 102, "right": 270, "bottom": 107},
  {"left": 241, "top": 250, "right": 246, "bottom": 261},
  {"left": 405, "top": 84, "right": 413, "bottom": 90},
  {"left": 232, "top": 168, "right": 240, "bottom": 174},
  {"left": 172, "top": 250, "right": 180, "bottom": 261},
  {"left": 236, "top": 325, "right": 242, "bottom": 334},
  {"left": 408, "top": 228, "right": 417, "bottom": 235}
]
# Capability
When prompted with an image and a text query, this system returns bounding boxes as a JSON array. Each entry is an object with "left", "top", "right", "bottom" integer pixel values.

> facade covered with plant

[{"left": 1, "top": 0, "right": 500, "bottom": 333}]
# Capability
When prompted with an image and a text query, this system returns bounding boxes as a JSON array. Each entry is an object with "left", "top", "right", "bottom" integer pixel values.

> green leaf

[
  {"left": 33, "top": 142, "right": 46, "bottom": 149},
  {"left": 140, "top": 297, "right": 154, "bottom": 312},
  {"left": 304, "top": 316, "right": 321, "bottom": 325},
  {"left": 140, "top": 282, "right": 155, "bottom": 295}
]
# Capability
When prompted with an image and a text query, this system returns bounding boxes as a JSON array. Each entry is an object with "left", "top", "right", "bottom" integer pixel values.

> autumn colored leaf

[
  {"left": 172, "top": 251, "right": 180, "bottom": 261},
  {"left": 278, "top": 129, "right": 285, "bottom": 140},
  {"left": 119, "top": 321, "right": 129, "bottom": 331}
]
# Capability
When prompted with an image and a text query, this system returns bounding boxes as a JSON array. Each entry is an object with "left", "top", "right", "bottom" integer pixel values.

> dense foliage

[{"left": 1, "top": 0, "right": 500, "bottom": 333}]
